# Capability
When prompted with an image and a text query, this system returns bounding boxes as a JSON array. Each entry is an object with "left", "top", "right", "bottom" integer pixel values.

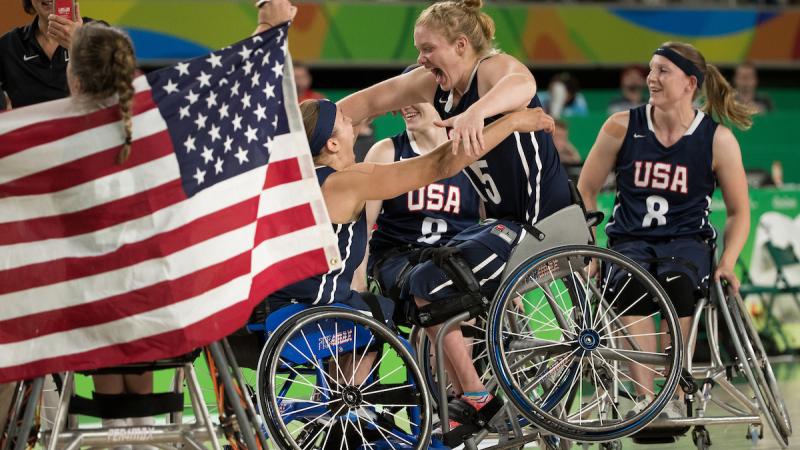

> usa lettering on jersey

[
  {"left": 408, "top": 183, "right": 462, "bottom": 213},
  {"left": 633, "top": 161, "right": 688, "bottom": 194}
]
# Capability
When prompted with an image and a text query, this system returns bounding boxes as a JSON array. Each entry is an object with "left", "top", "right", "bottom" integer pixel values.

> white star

[
  {"left": 263, "top": 136, "right": 275, "bottom": 154},
  {"left": 253, "top": 35, "right": 263, "bottom": 43},
  {"left": 238, "top": 45, "right": 252, "bottom": 61},
  {"left": 219, "top": 78, "right": 229, "bottom": 86},
  {"left": 214, "top": 157, "right": 224, "bottom": 174},
  {"left": 209, "top": 124, "right": 221, "bottom": 142},
  {"left": 263, "top": 82, "right": 275, "bottom": 99},
  {"left": 163, "top": 79, "right": 178, "bottom": 94},
  {"left": 176, "top": 61, "right": 190, "bottom": 76},
  {"left": 245, "top": 125, "right": 259, "bottom": 143},
  {"left": 281, "top": 39, "right": 289, "bottom": 55},
  {"left": 184, "top": 135, "right": 196, "bottom": 153},
  {"left": 201, "top": 146, "right": 214, "bottom": 164},
  {"left": 219, "top": 102, "right": 229, "bottom": 119},
  {"left": 271, "top": 115, "right": 279, "bottom": 129},
  {"left": 251, "top": 71, "right": 260, "bottom": 88},
  {"left": 243, "top": 59, "right": 254, "bottom": 76},
  {"left": 261, "top": 51, "right": 271, "bottom": 66},
  {"left": 235, "top": 146, "right": 249, "bottom": 164},
  {"left": 206, "top": 53, "right": 222, "bottom": 69},
  {"left": 253, "top": 103, "right": 267, "bottom": 122},
  {"left": 185, "top": 89, "right": 199, "bottom": 104},
  {"left": 194, "top": 112, "right": 207, "bottom": 130},
  {"left": 179, "top": 105, "right": 190, "bottom": 119},
  {"left": 277, "top": 28, "right": 285, "bottom": 42},
  {"left": 231, "top": 80, "right": 240, "bottom": 97},
  {"left": 196, "top": 71, "right": 211, "bottom": 88},
  {"left": 206, "top": 91, "right": 218, "bottom": 108},
  {"left": 224, "top": 135, "right": 233, "bottom": 153},
  {"left": 232, "top": 114, "right": 243, "bottom": 131},
  {"left": 271, "top": 60, "right": 284, "bottom": 79},
  {"left": 242, "top": 92, "right": 252, "bottom": 109},
  {"left": 193, "top": 167, "right": 206, "bottom": 184},
  {"left": 226, "top": 66, "right": 235, "bottom": 75}
]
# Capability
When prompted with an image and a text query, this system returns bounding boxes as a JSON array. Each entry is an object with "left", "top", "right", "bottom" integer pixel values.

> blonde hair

[
  {"left": 662, "top": 42, "right": 755, "bottom": 130},
  {"left": 416, "top": 0, "right": 496, "bottom": 56},
  {"left": 70, "top": 23, "right": 137, "bottom": 163}
]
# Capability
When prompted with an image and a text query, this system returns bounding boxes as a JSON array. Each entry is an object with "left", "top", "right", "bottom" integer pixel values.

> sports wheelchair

[{"left": 245, "top": 302, "right": 435, "bottom": 450}]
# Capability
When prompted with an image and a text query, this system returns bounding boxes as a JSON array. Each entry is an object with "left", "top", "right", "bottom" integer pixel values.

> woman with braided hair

[{"left": 67, "top": 22, "right": 150, "bottom": 443}]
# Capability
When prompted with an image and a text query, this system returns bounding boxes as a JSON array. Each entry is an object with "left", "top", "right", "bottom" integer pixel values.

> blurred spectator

[
  {"left": 733, "top": 61, "right": 773, "bottom": 114},
  {"left": 353, "top": 120, "right": 376, "bottom": 162},
  {"left": 0, "top": 89, "right": 6, "bottom": 110},
  {"left": 607, "top": 65, "right": 647, "bottom": 114},
  {"left": 553, "top": 119, "right": 581, "bottom": 165},
  {"left": 294, "top": 62, "right": 325, "bottom": 103},
  {"left": 539, "top": 72, "right": 588, "bottom": 119}
]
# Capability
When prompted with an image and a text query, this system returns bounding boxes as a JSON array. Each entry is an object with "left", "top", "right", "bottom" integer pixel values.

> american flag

[{"left": 0, "top": 25, "right": 340, "bottom": 383}]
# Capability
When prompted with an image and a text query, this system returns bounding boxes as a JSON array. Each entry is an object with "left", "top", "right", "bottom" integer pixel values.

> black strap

[
  {"left": 69, "top": 392, "right": 183, "bottom": 419},
  {"left": 358, "top": 291, "right": 387, "bottom": 325}
]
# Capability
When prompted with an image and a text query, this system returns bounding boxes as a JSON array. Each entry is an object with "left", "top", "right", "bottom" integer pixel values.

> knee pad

[
  {"left": 658, "top": 271, "right": 697, "bottom": 317},
  {"left": 609, "top": 275, "right": 659, "bottom": 316}
]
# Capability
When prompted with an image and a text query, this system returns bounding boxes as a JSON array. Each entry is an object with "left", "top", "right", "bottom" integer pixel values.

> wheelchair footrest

[
  {"left": 69, "top": 392, "right": 184, "bottom": 419},
  {"left": 442, "top": 396, "right": 503, "bottom": 447},
  {"left": 631, "top": 426, "right": 690, "bottom": 444}
]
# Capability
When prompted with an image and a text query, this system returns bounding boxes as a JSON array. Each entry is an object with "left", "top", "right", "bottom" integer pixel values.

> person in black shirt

[{"left": 0, "top": 0, "right": 90, "bottom": 108}]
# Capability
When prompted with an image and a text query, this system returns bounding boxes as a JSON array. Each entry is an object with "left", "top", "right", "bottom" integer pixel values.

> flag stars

[
  {"left": 224, "top": 135, "right": 233, "bottom": 153},
  {"left": 175, "top": 61, "right": 190, "bottom": 76},
  {"left": 194, "top": 112, "right": 207, "bottom": 130},
  {"left": 193, "top": 167, "right": 206, "bottom": 184},
  {"left": 209, "top": 124, "right": 221, "bottom": 142},
  {"left": 238, "top": 46, "right": 252, "bottom": 61},
  {"left": 254, "top": 103, "right": 267, "bottom": 122},
  {"left": 197, "top": 71, "right": 212, "bottom": 88},
  {"left": 261, "top": 51, "right": 271, "bottom": 67},
  {"left": 243, "top": 59, "right": 254, "bottom": 76},
  {"left": 231, "top": 80, "right": 241, "bottom": 97},
  {"left": 271, "top": 61, "right": 284, "bottom": 79},
  {"left": 201, "top": 146, "right": 214, "bottom": 164},
  {"left": 179, "top": 105, "right": 190, "bottom": 119},
  {"left": 185, "top": 89, "right": 199, "bottom": 105},
  {"left": 251, "top": 71, "right": 260, "bottom": 88},
  {"left": 263, "top": 82, "right": 275, "bottom": 99},
  {"left": 245, "top": 125, "right": 259, "bottom": 143},
  {"left": 271, "top": 115, "right": 279, "bottom": 129},
  {"left": 206, "top": 53, "right": 223, "bottom": 69},
  {"left": 184, "top": 135, "right": 196, "bottom": 153},
  {"left": 219, "top": 102, "right": 229, "bottom": 119},
  {"left": 214, "top": 157, "right": 224, "bottom": 174},
  {"left": 235, "top": 146, "right": 249, "bottom": 164},
  {"left": 163, "top": 79, "right": 178, "bottom": 94},
  {"left": 206, "top": 91, "right": 218, "bottom": 109},
  {"left": 232, "top": 114, "right": 243, "bottom": 131},
  {"left": 263, "top": 136, "right": 275, "bottom": 154},
  {"left": 242, "top": 92, "right": 252, "bottom": 109}
]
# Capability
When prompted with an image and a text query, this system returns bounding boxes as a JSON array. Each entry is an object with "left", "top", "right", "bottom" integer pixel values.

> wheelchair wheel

[
  {"left": 257, "top": 307, "right": 433, "bottom": 450},
  {"left": 718, "top": 283, "right": 792, "bottom": 444},
  {"left": 487, "top": 245, "right": 682, "bottom": 442},
  {"left": 1, "top": 378, "right": 44, "bottom": 450}
]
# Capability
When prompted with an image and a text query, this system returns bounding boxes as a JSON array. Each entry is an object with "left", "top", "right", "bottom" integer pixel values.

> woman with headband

[{"left": 578, "top": 42, "right": 752, "bottom": 419}]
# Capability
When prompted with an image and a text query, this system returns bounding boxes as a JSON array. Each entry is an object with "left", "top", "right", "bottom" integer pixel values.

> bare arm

[
  {"left": 712, "top": 126, "right": 751, "bottom": 291},
  {"left": 338, "top": 68, "right": 436, "bottom": 126},
  {"left": 322, "top": 108, "right": 554, "bottom": 224},
  {"left": 577, "top": 112, "right": 629, "bottom": 213},
  {"left": 352, "top": 139, "right": 395, "bottom": 291}
]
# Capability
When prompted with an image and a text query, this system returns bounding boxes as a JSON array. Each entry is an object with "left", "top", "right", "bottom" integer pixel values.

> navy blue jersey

[
  {"left": 269, "top": 166, "right": 367, "bottom": 306},
  {"left": 369, "top": 131, "right": 481, "bottom": 256},
  {"left": 433, "top": 58, "right": 571, "bottom": 226},
  {"left": 606, "top": 104, "right": 718, "bottom": 240}
]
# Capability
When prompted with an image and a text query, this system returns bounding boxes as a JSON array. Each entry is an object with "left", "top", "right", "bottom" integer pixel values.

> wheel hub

[
  {"left": 578, "top": 329, "right": 601, "bottom": 351},
  {"left": 340, "top": 386, "right": 363, "bottom": 408}
]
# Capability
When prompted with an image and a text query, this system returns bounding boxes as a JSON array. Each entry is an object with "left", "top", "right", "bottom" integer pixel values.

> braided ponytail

[{"left": 70, "top": 23, "right": 137, "bottom": 163}]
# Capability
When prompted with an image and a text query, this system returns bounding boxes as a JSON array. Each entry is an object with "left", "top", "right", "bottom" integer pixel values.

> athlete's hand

[
  {"left": 512, "top": 108, "right": 555, "bottom": 135},
  {"left": 714, "top": 263, "right": 740, "bottom": 293},
  {"left": 254, "top": 0, "right": 297, "bottom": 35},
  {"left": 48, "top": 2, "right": 83, "bottom": 49},
  {"left": 434, "top": 108, "right": 486, "bottom": 157}
]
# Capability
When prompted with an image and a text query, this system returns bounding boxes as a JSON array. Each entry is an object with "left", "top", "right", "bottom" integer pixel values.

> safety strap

[
  {"left": 69, "top": 392, "right": 184, "bottom": 419},
  {"left": 359, "top": 291, "right": 387, "bottom": 325}
]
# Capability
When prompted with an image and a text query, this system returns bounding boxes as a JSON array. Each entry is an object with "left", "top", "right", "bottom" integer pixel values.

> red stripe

[
  {"left": 0, "top": 178, "right": 185, "bottom": 246},
  {"left": 264, "top": 157, "right": 303, "bottom": 189},
  {"left": 0, "top": 250, "right": 330, "bottom": 384},
  {"left": 255, "top": 203, "right": 317, "bottom": 244},
  {"left": 0, "top": 197, "right": 259, "bottom": 295},
  {"left": 0, "top": 252, "right": 251, "bottom": 344},
  {"left": 0, "top": 131, "right": 173, "bottom": 197},
  {"left": 0, "top": 90, "right": 156, "bottom": 160}
]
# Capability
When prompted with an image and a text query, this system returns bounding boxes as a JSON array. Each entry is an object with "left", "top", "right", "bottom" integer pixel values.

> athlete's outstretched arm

[
  {"left": 712, "top": 126, "right": 750, "bottom": 291},
  {"left": 321, "top": 108, "right": 554, "bottom": 223},
  {"left": 352, "top": 138, "right": 395, "bottom": 292},
  {"left": 338, "top": 68, "right": 436, "bottom": 126},
  {"left": 578, "top": 111, "right": 629, "bottom": 213}
]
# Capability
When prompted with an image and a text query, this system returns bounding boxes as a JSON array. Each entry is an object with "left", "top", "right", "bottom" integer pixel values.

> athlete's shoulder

[{"left": 363, "top": 137, "right": 397, "bottom": 164}]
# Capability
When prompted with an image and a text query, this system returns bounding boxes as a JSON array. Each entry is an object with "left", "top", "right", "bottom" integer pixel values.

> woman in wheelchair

[
  {"left": 257, "top": 98, "right": 556, "bottom": 448},
  {"left": 578, "top": 41, "right": 752, "bottom": 420}
]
